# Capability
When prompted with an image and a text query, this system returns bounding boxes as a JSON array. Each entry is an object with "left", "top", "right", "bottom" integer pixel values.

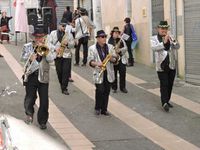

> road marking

[
  {"left": 0, "top": 45, "right": 95, "bottom": 150},
  {"left": 70, "top": 71, "right": 200, "bottom": 150}
]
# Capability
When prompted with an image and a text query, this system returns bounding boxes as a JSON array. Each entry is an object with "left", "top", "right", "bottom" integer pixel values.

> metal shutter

[
  {"left": 184, "top": 0, "right": 200, "bottom": 85},
  {"left": 151, "top": 0, "right": 164, "bottom": 35},
  {"left": 151, "top": 0, "right": 164, "bottom": 63},
  {"left": 56, "top": 0, "right": 74, "bottom": 23}
]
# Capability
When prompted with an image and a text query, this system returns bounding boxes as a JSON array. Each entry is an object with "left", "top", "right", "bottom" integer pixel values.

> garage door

[
  {"left": 184, "top": 0, "right": 200, "bottom": 85},
  {"left": 152, "top": 0, "right": 164, "bottom": 35}
]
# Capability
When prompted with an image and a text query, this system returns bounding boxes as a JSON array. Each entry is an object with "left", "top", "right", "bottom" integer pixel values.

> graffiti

[{"left": 0, "top": 82, "right": 18, "bottom": 97}]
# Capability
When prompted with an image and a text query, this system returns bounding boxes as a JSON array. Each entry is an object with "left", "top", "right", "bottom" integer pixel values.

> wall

[
  {"left": 176, "top": 0, "right": 185, "bottom": 78},
  {"left": 131, "top": 0, "right": 151, "bottom": 65},
  {"left": 101, "top": 0, "right": 126, "bottom": 34}
]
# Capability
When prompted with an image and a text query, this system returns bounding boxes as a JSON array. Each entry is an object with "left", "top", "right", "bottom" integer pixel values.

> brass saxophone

[
  {"left": 57, "top": 33, "right": 67, "bottom": 57},
  {"left": 98, "top": 38, "right": 122, "bottom": 78}
]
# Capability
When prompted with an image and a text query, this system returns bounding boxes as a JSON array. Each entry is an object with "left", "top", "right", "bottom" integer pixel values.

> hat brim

[
  {"left": 158, "top": 25, "right": 170, "bottom": 28},
  {"left": 32, "top": 33, "right": 46, "bottom": 37},
  {"left": 96, "top": 34, "right": 107, "bottom": 38},
  {"left": 111, "top": 30, "right": 121, "bottom": 33}
]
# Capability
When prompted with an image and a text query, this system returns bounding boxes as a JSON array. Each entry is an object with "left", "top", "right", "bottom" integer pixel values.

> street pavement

[{"left": 0, "top": 41, "right": 200, "bottom": 150}]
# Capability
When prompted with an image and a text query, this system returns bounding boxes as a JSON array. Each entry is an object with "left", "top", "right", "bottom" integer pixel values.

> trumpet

[
  {"left": 163, "top": 32, "right": 178, "bottom": 46},
  {"left": 35, "top": 44, "right": 49, "bottom": 56},
  {"left": 169, "top": 35, "right": 178, "bottom": 46}
]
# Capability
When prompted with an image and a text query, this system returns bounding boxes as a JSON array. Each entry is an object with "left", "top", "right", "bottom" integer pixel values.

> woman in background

[{"left": 0, "top": 11, "right": 12, "bottom": 44}]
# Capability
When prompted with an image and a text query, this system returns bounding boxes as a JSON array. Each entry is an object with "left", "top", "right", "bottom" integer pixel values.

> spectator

[
  {"left": 74, "top": 8, "right": 95, "bottom": 66},
  {"left": 0, "top": 11, "right": 12, "bottom": 44},
  {"left": 123, "top": 17, "right": 137, "bottom": 66},
  {"left": 62, "top": 6, "right": 73, "bottom": 24}
]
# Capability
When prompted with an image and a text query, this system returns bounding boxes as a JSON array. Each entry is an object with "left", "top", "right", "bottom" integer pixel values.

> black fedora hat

[
  {"left": 32, "top": 25, "right": 46, "bottom": 37},
  {"left": 59, "top": 22, "right": 67, "bottom": 27},
  {"left": 96, "top": 30, "right": 107, "bottom": 38},
  {"left": 111, "top": 27, "right": 121, "bottom": 33},
  {"left": 158, "top": 21, "right": 170, "bottom": 28}
]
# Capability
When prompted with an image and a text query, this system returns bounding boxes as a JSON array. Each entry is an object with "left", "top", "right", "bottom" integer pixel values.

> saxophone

[
  {"left": 98, "top": 38, "right": 122, "bottom": 78},
  {"left": 57, "top": 33, "right": 67, "bottom": 57}
]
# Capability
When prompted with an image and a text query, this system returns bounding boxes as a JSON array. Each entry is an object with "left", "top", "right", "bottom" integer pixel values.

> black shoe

[
  {"left": 162, "top": 103, "right": 169, "bottom": 112},
  {"left": 120, "top": 88, "right": 128, "bottom": 93},
  {"left": 39, "top": 124, "right": 47, "bottom": 130},
  {"left": 62, "top": 89, "right": 69, "bottom": 95},
  {"left": 81, "top": 63, "right": 86, "bottom": 67},
  {"left": 101, "top": 111, "right": 111, "bottom": 116},
  {"left": 95, "top": 110, "right": 101, "bottom": 116},
  {"left": 113, "top": 90, "right": 117, "bottom": 93},
  {"left": 69, "top": 78, "right": 74, "bottom": 82},
  {"left": 127, "top": 63, "right": 134, "bottom": 67},
  {"left": 167, "top": 102, "right": 173, "bottom": 108},
  {"left": 24, "top": 115, "right": 33, "bottom": 124},
  {"left": 0, "top": 54, "right": 3, "bottom": 58},
  {"left": 74, "top": 63, "right": 79, "bottom": 66}
]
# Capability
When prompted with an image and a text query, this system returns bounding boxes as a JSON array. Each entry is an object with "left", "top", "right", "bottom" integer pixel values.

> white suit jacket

[
  {"left": 88, "top": 43, "right": 116, "bottom": 84},
  {"left": 151, "top": 35, "right": 180, "bottom": 72}
]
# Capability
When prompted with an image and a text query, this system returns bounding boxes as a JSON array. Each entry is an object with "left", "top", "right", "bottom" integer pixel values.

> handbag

[
  {"left": 79, "top": 18, "right": 89, "bottom": 43},
  {"left": 1, "top": 25, "right": 8, "bottom": 32},
  {"left": 130, "top": 24, "right": 137, "bottom": 41}
]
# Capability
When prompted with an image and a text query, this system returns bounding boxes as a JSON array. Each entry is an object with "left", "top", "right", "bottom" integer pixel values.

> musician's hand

[
  {"left": 96, "top": 62, "right": 103, "bottom": 67},
  {"left": 63, "top": 40, "right": 68, "bottom": 45},
  {"left": 30, "top": 53, "right": 37, "bottom": 61},
  {"left": 163, "top": 35, "right": 170, "bottom": 44},
  {"left": 55, "top": 48, "right": 60, "bottom": 54}
]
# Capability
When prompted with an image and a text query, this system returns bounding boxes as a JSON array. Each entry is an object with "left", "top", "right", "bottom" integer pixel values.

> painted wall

[
  {"left": 131, "top": 0, "right": 151, "bottom": 65},
  {"left": 101, "top": 0, "right": 126, "bottom": 34},
  {"left": 176, "top": 0, "right": 185, "bottom": 78}
]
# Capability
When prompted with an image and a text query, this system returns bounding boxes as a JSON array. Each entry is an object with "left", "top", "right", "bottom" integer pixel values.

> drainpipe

[
  {"left": 78, "top": 0, "right": 80, "bottom": 8},
  {"left": 125, "top": 0, "right": 132, "bottom": 18},
  {"left": 91, "top": 0, "right": 93, "bottom": 21},
  {"left": 92, "top": 0, "right": 102, "bottom": 31},
  {"left": 170, "top": 0, "right": 179, "bottom": 77}
]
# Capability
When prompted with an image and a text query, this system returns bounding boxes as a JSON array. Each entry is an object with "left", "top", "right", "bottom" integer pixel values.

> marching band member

[
  {"left": 48, "top": 22, "right": 75, "bottom": 95},
  {"left": 151, "top": 21, "right": 180, "bottom": 112},
  {"left": 108, "top": 27, "right": 128, "bottom": 93},
  {"left": 88, "top": 30, "right": 118, "bottom": 116},
  {"left": 21, "top": 27, "right": 57, "bottom": 129}
]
